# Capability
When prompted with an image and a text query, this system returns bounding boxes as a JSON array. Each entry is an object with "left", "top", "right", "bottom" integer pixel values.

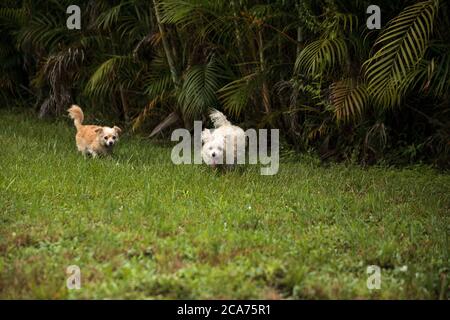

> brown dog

[{"left": 68, "top": 105, "right": 121, "bottom": 157}]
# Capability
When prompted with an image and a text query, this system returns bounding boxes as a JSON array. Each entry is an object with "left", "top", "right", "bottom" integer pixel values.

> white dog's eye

[
  {"left": 104, "top": 136, "right": 108, "bottom": 140},
  {"left": 209, "top": 147, "right": 213, "bottom": 150}
]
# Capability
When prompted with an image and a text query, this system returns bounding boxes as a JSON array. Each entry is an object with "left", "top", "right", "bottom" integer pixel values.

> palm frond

[
  {"left": 132, "top": 95, "right": 161, "bottom": 132},
  {"left": 159, "top": 0, "right": 225, "bottom": 26},
  {"left": 0, "top": 7, "right": 27, "bottom": 28},
  {"left": 295, "top": 37, "right": 349, "bottom": 78},
  {"left": 324, "top": 12, "right": 359, "bottom": 35},
  {"left": 218, "top": 72, "right": 264, "bottom": 117},
  {"left": 425, "top": 52, "right": 450, "bottom": 97},
  {"left": 17, "top": 13, "right": 71, "bottom": 51},
  {"left": 149, "top": 111, "right": 180, "bottom": 137},
  {"left": 141, "top": 55, "right": 174, "bottom": 99},
  {"left": 85, "top": 55, "right": 134, "bottom": 97},
  {"left": 96, "top": 3, "right": 124, "bottom": 31},
  {"left": 364, "top": 0, "right": 439, "bottom": 109},
  {"left": 178, "top": 56, "right": 226, "bottom": 118},
  {"left": 330, "top": 79, "right": 369, "bottom": 123}
]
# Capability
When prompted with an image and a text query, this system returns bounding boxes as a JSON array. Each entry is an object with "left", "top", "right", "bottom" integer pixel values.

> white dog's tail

[{"left": 209, "top": 109, "right": 231, "bottom": 128}]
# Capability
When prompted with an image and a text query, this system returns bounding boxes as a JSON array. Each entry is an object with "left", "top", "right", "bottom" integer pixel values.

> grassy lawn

[{"left": 0, "top": 109, "right": 448, "bottom": 299}]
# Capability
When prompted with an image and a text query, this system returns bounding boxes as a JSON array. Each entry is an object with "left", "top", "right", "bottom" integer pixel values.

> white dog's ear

[
  {"left": 201, "top": 129, "right": 212, "bottom": 144},
  {"left": 95, "top": 127, "right": 103, "bottom": 135}
]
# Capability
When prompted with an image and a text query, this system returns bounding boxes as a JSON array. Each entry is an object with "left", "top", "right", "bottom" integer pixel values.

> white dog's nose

[{"left": 212, "top": 152, "right": 216, "bottom": 157}]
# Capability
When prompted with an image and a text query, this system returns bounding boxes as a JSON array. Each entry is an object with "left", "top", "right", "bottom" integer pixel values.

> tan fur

[{"left": 68, "top": 105, "right": 122, "bottom": 157}]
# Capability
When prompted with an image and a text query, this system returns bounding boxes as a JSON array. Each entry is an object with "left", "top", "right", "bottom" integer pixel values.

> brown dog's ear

[
  {"left": 95, "top": 127, "right": 103, "bottom": 135},
  {"left": 113, "top": 126, "right": 122, "bottom": 135}
]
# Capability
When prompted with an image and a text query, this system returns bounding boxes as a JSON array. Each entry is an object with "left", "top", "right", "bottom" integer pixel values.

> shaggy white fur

[{"left": 201, "top": 109, "right": 245, "bottom": 167}]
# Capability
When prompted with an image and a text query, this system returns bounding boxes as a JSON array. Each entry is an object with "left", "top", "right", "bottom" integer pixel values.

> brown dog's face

[{"left": 95, "top": 126, "right": 122, "bottom": 148}]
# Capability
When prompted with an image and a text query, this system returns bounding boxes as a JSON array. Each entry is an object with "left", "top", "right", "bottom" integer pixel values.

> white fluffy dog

[{"left": 201, "top": 109, "right": 245, "bottom": 167}]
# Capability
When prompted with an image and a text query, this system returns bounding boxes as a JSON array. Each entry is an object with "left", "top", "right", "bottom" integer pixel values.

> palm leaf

[
  {"left": 218, "top": 72, "right": 264, "bottom": 117},
  {"left": 0, "top": 7, "right": 27, "bottom": 27},
  {"left": 159, "top": 0, "right": 225, "bottom": 26},
  {"left": 330, "top": 79, "right": 368, "bottom": 123},
  {"left": 425, "top": 53, "right": 450, "bottom": 97},
  {"left": 295, "top": 37, "right": 349, "bottom": 78},
  {"left": 96, "top": 3, "right": 124, "bottom": 31},
  {"left": 17, "top": 14, "right": 70, "bottom": 51},
  {"left": 149, "top": 111, "right": 180, "bottom": 138},
  {"left": 143, "top": 55, "right": 174, "bottom": 99},
  {"left": 85, "top": 55, "right": 134, "bottom": 97},
  {"left": 132, "top": 95, "right": 161, "bottom": 132},
  {"left": 178, "top": 56, "right": 226, "bottom": 118},
  {"left": 364, "top": 0, "right": 439, "bottom": 108}
]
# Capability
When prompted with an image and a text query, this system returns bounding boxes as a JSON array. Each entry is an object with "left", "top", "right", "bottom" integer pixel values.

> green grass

[{"left": 0, "top": 109, "right": 448, "bottom": 299}]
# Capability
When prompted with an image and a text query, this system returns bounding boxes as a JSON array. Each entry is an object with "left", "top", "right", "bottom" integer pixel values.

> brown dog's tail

[{"left": 68, "top": 105, "right": 84, "bottom": 131}]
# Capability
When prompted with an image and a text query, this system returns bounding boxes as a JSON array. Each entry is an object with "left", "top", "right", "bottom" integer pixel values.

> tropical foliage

[{"left": 0, "top": 0, "right": 449, "bottom": 166}]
